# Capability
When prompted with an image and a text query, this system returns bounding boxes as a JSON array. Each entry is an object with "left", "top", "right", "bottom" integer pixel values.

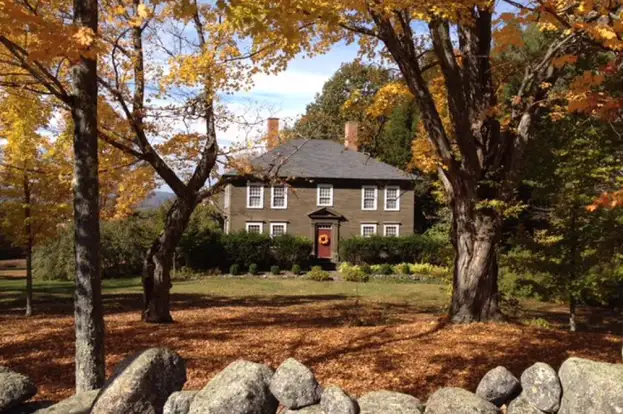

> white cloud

[{"left": 248, "top": 70, "right": 329, "bottom": 100}]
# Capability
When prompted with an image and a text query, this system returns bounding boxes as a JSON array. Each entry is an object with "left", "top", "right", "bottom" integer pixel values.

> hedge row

[
  {"left": 338, "top": 235, "right": 451, "bottom": 266},
  {"left": 35, "top": 224, "right": 314, "bottom": 280},
  {"left": 184, "top": 232, "right": 313, "bottom": 271}
]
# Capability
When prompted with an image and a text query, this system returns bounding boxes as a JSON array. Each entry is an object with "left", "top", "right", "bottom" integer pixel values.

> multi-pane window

[
  {"left": 384, "top": 224, "right": 399, "bottom": 237},
  {"left": 361, "top": 224, "right": 377, "bottom": 238},
  {"left": 361, "top": 186, "right": 378, "bottom": 210},
  {"left": 245, "top": 222, "right": 263, "bottom": 233},
  {"left": 247, "top": 183, "right": 263, "bottom": 208},
  {"left": 270, "top": 223, "right": 287, "bottom": 237},
  {"left": 385, "top": 186, "right": 400, "bottom": 211},
  {"left": 271, "top": 185, "right": 287, "bottom": 209},
  {"left": 317, "top": 184, "right": 333, "bottom": 206}
]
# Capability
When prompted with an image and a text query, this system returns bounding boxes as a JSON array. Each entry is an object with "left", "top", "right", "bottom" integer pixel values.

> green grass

[{"left": 0, "top": 275, "right": 449, "bottom": 308}]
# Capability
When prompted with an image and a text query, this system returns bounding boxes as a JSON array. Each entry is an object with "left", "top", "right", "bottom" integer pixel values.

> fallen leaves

[{"left": 0, "top": 294, "right": 619, "bottom": 403}]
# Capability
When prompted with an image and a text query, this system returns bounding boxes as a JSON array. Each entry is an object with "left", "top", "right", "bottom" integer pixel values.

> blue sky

[
  {"left": 218, "top": 41, "right": 360, "bottom": 147},
  {"left": 236, "top": 41, "right": 359, "bottom": 116}
]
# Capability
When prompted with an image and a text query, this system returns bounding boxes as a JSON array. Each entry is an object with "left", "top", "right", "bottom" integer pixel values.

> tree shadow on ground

[{"left": 0, "top": 285, "right": 620, "bottom": 403}]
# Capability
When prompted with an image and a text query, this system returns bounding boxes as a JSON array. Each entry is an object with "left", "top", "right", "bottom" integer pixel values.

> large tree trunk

[
  {"left": 142, "top": 198, "right": 196, "bottom": 323},
  {"left": 71, "top": 0, "right": 105, "bottom": 391},
  {"left": 449, "top": 196, "right": 504, "bottom": 323},
  {"left": 23, "top": 174, "right": 33, "bottom": 317}
]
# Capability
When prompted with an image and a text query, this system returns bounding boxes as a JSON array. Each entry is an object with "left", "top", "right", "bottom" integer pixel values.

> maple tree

[
  {"left": 1, "top": 0, "right": 281, "bottom": 325},
  {"left": 221, "top": 0, "right": 623, "bottom": 322},
  {"left": 93, "top": 0, "right": 285, "bottom": 323},
  {"left": 0, "top": 92, "right": 72, "bottom": 317},
  {"left": 0, "top": 0, "right": 107, "bottom": 390}
]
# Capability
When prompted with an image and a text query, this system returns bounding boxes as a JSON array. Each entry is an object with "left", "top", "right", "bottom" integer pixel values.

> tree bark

[
  {"left": 71, "top": 0, "right": 105, "bottom": 392},
  {"left": 449, "top": 195, "right": 504, "bottom": 323},
  {"left": 23, "top": 174, "right": 33, "bottom": 317},
  {"left": 142, "top": 198, "right": 196, "bottom": 323}
]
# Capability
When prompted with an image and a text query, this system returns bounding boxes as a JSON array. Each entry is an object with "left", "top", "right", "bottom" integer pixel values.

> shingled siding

[{"left": 225, "top": 179, "right": 415, "bottom": 260}]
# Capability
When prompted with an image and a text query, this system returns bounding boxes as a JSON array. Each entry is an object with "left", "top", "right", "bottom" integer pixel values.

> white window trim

[
  {"left": 317, "top": 184, "right": 334, "bottom": 207},
  {"left": 245, "top": 222, "right": 264, "bottom": 233},
  {"left": 361, "top": 185, "right": 378, "bottom": 211},
  {"left": 270, "top": 222, "right": 288, "bottom": 237},
  {"left": 246, "top": 183, "right": 264, "bottom": 209},
  {"left": 360, "top": 223, "right": 378, "bottom": 237},
  {"left": 383, "top": 224, "right": 400, "bottom": 237},
  {"left": 224, "top": 184, "right": 231, "bottom": 209},
  {"left": 270, "top": 185, "right": 288, "bottom": 209},
  {"left": 384, "top": 186, "right": 400, "bottom": 211}
]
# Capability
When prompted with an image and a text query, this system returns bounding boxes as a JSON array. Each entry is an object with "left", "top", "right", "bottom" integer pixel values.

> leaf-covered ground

[{"left": 1, "top": 274, "right": 621, "bottom": 404}]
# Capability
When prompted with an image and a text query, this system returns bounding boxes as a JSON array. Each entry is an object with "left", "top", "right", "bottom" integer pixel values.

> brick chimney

[
  {"left": 344, "top": 121, "right": 359, "bottom": 151},
  {"left": 266, "top": 118, "right": 280, "bottom": 149}
]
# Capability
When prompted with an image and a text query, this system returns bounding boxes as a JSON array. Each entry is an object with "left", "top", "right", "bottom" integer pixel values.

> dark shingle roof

[{"left": 224, "top": 139, "right": 416, "bottom": 181}]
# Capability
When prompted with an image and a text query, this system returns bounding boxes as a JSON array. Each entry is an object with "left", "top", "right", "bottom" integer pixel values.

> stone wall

[{"left": 3, "top": 348, "right": 623, "bottom": 413}]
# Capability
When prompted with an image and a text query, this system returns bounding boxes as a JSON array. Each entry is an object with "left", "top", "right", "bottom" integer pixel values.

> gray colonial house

[{"left": 219, "top": 119, "right": 417, "bottom": 262}]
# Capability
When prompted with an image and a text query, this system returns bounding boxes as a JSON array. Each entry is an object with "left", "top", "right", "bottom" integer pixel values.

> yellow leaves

[
  {"left": 137, "top": 3, "right": 150, "bottom": 18},
  {"left": 409, "top": 135, "right": 441, "bottom": 175},
  {"left": 73, "top": 27, "right": 96, "bottom": 48},
  {"left": 0, "top": 92, "right": 73, "bottom": 246},
  {"left": 534, "top": 229, "right": 564, "bottom": 246},
  {"left": 363, "top": 82, "right": 413, "bottom": 118},
  {"left": 112, "top": 5, "right": 126, "bottom": 15}
]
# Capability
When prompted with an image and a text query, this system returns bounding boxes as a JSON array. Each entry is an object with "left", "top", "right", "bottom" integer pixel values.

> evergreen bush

[
  {"left": 229, "top": 263, "right": 241, "bottom": 276},
  {"left": 271, "top": 235, "right": 312, "bottom": 268},
  {"left": 339, "top": 235, "right": 449, "bottom": 265},
  {"left": 221, "top": 231, "right": 272, "bottom": 269}
]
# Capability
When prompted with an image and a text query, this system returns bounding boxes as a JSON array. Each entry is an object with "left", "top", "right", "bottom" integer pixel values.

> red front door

[{"left": 317, "top": 227, "right": 332, "bottom": 259}]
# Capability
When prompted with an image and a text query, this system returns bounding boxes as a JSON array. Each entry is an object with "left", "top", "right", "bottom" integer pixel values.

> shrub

[
  {"left": 339, "top": 235, "right": 449, "bottom": 265},
  {"left": 380, "top": 264, "right": 393, "bottom": 275},
  {"left": 100, "top": 215, "right": 161, "bottom": 277},
  {"left": 33, "top": 230, "right": 74, "bottom": 280},
  {"left": 172, "top": 266, "right": 202, "bottom": 281},
  {"left": 395, "top": 263, "right": 411, "bottom": 275},
  {"left": 524, "top": 317, "right": 552, "bottom": 329},
  {"left": 271, "top": 265, "right": 280, "bottom": 275},
  {"left": 178, "top": 227, "right": 223, "bottom": 271},
  {"left": 359, "top": 263, "right": 372, "bottom": 274},
  {"left": 229, "top": 264, "right": 241, "bottom": 276},
  {"left": 222, "top": 231, "right": 272, "bottom": 269},
  {"left": 271, "top": 235, "right": 312, "bottom": 269},
  {"left": 291, "top": 264, "right": 302, "bottom": 275},
  {"left": 34, "top": 213, "right": 162, "bottom": 280},
  {"left": 339, "top": 262, "right": 370, "bottom": 282},
  {"left": 307, "top": 265, "right": 331, "bottom": 281},
  {"left": 248, "top": 263, "right": 259, "bottom": 275},
  {"left": 409, "top": 263, "right": 451, "bottom": 280}
]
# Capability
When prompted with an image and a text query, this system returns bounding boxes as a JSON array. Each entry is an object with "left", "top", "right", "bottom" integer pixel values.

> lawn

[{"left": 0, "top": 261, "right": 620, "bottom": 403}]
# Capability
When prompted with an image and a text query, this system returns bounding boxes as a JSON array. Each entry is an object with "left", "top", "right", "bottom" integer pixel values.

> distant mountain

[{"left": 138, "top": 190, "right": 176, "bottom": 210}]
